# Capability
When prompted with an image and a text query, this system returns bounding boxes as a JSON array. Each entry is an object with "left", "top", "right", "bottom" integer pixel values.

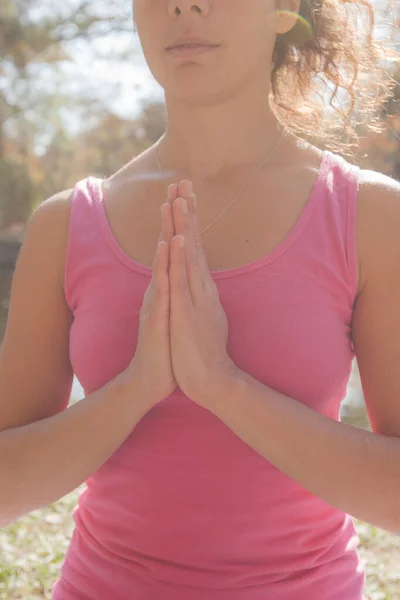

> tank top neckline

[{"left": 91, "top": 149, "right": 332, "bottom": 280}]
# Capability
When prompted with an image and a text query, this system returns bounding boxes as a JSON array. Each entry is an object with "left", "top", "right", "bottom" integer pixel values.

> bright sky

[
  {"left": 64, "top": 31, "right": 163, "bottom": 122},
  {"left": 55, "top": 2, "right": 163, "bottom": 132}
]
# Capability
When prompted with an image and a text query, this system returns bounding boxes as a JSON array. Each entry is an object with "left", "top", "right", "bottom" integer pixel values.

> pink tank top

[{"left": 52, "top": 150, "right": 368, "bottom": 600}]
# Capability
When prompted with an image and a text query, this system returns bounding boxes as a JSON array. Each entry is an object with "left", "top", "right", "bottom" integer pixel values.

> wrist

[
  {"left": 109, "top": 371, "right": 155, "bottom": 422},
  {"left": 200, "top": 362, "right": 243, "bottom": 413}
]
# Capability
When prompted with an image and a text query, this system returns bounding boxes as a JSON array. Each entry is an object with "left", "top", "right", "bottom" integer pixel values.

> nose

[{"left": 168, "top": 0, "right": 211, "bottom": 18}]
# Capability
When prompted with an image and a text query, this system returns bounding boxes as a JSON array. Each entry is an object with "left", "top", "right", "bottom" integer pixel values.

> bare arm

[
  {"left": 0, "top": 192, "right": 150, "bottom": 525},
  {"left": 1, "top": 374, "right": 149, "bottom": 526}
]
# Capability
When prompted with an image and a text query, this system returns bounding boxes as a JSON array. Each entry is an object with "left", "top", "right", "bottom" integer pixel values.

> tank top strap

[
  {"left": 64, "top": 176, "right": 114, "bottom": 312},
  {"left": 344, "top": 157, "right": 361, "bottom": 303},
  {"left": 318, "top": 151, "right": 360, "bottom": 305}
]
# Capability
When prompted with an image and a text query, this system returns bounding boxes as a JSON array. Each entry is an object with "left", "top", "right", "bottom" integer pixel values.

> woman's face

[{"left": 134, "top": 0, "right": 278, "bottom": 104}]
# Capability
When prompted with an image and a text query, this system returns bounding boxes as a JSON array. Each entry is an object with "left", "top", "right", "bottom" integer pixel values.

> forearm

[
  {"left": 209, "top": 369, "right": 400, "bottom": 534},
  {"left": 0, "top": 376, "right": 150, "bottom": 525}
]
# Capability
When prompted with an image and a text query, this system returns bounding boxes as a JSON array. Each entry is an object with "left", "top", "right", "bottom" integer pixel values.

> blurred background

[{"left": 0, "top": 1, "right": 399, "bottom": 598}]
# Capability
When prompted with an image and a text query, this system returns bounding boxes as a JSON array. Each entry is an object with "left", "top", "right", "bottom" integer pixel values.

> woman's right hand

[{"left": 117, "top": 184, "right": 178, "bottom": 408}]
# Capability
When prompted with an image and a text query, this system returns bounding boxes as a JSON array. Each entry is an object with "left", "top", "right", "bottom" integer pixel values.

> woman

[{"left": 1, "top": 1, "right": 399, "bottom": 598}]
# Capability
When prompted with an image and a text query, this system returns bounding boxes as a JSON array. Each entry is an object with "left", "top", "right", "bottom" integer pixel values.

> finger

[
  {"left": 167, "top": 182, "right": 178, "bottom": 204},
  {"left": 172, "top": 196, "right": 204, "bottom": 303},
  {"left": 176, "top": 183, "right": 211, "bottom": 294},
  {"left": 187, "top": 192, "right": 210, "bottom": 277},
  {"left": 159, "top": 184, "right": 177, "bottom": 243},
  {"left": 169, "top": 234, "right": 192, "bottom": 316},
  {"left": 151, "top": 239, "right": 168, "bottom": 285},
  {"left": 177, "top": 181, "right": 209, "bottom": 273},
  {"left": 160, "top": 202, "right": 175, "bottom": 245},
  {"left": 177, "top": 179, "right": 193, "bottom": 198},
  {"left": 166, "top": 183, "right": 178, "bottom": 238},
  {"left": 172, "top": 191, "right": 188, "bottom": 239},
  {"left": 150, "top": 240, "right": 170, "bottom": 317},
  {"left": 175, "top": 181, "right": 197, "bottom": 258}
]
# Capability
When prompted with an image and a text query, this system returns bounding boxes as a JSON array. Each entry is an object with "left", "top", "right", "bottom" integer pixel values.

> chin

[
  {"left": 163, "top": 75, "right": 236, "bottom": 107},
  {"left": 169, "top": 90, "right": 222, "bottom": 106}
]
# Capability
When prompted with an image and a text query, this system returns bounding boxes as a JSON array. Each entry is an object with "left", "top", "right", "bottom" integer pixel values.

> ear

[{"left": 274, "top": 0, "right": 302, "bottom": 35}]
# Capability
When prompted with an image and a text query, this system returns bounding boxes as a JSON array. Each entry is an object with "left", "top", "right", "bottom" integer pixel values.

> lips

[
  {"left": 165, "top": 38, "right": 219, "bottom": 51},
  {"left": 168, "top": 43, "right": 213, "bottom": 50},
  {"left": 165, "top": 43, "right": 219, "bottom": 58},
  {"left": 172, "top": 43, "right": 198, "bottom": 48}
]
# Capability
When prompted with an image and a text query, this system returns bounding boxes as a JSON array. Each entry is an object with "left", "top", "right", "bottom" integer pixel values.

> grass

[
  {"left": 0, "top": 488, "right": 81, "bottom": 600},
  {"left": 1, "top": 485, "right": 399, "bottom": 600}
]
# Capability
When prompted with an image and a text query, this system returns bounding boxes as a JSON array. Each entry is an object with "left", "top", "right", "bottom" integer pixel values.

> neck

[{"left": 159, "top": 78, "right": 287, "bottom": 185}]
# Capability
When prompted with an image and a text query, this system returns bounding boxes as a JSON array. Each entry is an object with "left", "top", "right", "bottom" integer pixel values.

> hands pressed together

[{"left": 130, "top": 179, "right": 238, "bottom": 411}]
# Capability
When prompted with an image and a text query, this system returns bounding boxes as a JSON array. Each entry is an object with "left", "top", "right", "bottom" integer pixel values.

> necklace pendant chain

[{"left": 156, "top": 126, "right": 287, "bottom": 236}]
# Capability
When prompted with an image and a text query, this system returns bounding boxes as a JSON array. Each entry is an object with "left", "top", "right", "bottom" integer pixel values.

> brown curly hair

[{"left": 270, "top": 0, "right": 399, "bottom": 158}]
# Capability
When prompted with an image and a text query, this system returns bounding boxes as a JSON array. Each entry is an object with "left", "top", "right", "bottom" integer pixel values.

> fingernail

[
  {"left": 167, "top": 183, "right": 177, "bottom": 201},
  {"left": 181, "top": 198, "right": 188, "bottom": 213},
  {"left": 182, "top": 180, "right": 193, "bottom": 195}
]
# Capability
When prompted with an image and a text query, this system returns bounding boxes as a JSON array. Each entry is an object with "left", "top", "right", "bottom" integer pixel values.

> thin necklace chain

[{"left": 156, "top": 126, "right": 287, "bottom": 236}]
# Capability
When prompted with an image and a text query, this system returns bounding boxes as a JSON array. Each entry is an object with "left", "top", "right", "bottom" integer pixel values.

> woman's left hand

[{"left": 168, "top": 180, "right": 238, "bottom": 408}]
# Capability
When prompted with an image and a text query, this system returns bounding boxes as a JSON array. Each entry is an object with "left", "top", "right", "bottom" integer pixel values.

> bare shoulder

[
  {"left": 355, "top": 169, "right": 400, "bottom": 296},
  {"left": 357, "top": 168, "right": 400, "bottom": 201},
  {"left": 26, "top": 188, "right": 75, "bottom": 287},
  {"left": 31, "top": 188, "right": 74, "bottom": 229},
  {"left": 32, "top": 188, "right": 74, "bottom": 220}
]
